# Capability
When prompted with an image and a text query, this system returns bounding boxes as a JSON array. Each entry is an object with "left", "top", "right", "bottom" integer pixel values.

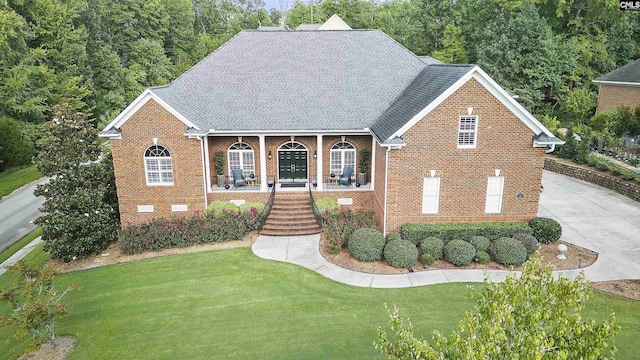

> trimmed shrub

[
  {"left": 443, "top": 239, "right": 476, "bottom": 267},
  {"left": 386, "top": 232, "right": 402, "bottom": 243},
  {"left": 384, "top": 239, "right": 418, "bottom": 268},
  {"left": 419, "top": 237, "right": 444, "bottom": 260},
  {"left": 528, "top": 217, "right": 562, "bottom": 243},
  {"left": 401, "top": 222, "right": 532, "bottom": 243},
  {"left": 239, "top": 202, "right": 264, "bottom": 214},
  {"left": 119, "top": 210, "right": 251, "bottom": 255},
  {"left": 207, "top": 201, "right": 239, "bottom": 217},
  {"left": 513, "top": 233, "right": 539, "bottom": 254},
  {"left": 420, "top": 253, "right": 434, "bottom": 266},
  {"left": 348, "top": 228, "right": 385, "bottom": 262},
  {"left": 321, "top": 209, "right": 376, "bottom": 254},
  {"left": 315, "top": 197, "right": 339, "bottom": 213},
  {"left": 492, "top": 237, "right": 527, "bottom": 266},
  {"left": 475, "top": 251, "right": 490, "bottom": 264},
  {"left": 469, "top": 236, "right": 491, "bottom": 252}
]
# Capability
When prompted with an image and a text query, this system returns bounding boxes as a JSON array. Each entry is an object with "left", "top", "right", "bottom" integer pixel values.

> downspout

[
  {"left": 383, "top": 146, "right": 390, "bottom": 237},
  {"left": 199, "top": 136, "right": 208, "bottom": 209},
  {"left": 545, "top": 144, "right": 556, "bottom": 154}
]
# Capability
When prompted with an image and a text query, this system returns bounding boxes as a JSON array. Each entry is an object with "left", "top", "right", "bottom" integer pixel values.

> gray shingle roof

[
  {"left": 370, "top": 64, "right": 474, "bottom": 143},
  {"left": 594, "top": 58, "right": 640, "bottom": 84},
  {"left": 151, "top": 30, "right": 427, "bottom": 133},
  {"left": 418, "top": 56, "right": 443, "bottom": 65}
]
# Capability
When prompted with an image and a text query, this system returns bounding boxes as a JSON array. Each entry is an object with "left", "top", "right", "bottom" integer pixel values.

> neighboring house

[
  {"left": 100, "top": 16, "right": 562, "bottom": 235},
  {"left": 594, "top": 58, "right": 640, "bottom": 113}
]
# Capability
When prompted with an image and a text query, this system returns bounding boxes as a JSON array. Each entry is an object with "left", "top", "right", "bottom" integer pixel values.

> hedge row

[
  {"left": 401, "top": 222, "right": 532, "bottom": 244},
  {"left": 120, "top": 208, "right": 259, "bottom": 255}
]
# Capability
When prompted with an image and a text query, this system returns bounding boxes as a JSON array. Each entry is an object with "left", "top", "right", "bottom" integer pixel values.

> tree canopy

[
  {"left": 376, "top": 253, "right": 618, "bottom": 359},
  {"left": 0, "top": 0, "right": 638, "bottom": 164}
]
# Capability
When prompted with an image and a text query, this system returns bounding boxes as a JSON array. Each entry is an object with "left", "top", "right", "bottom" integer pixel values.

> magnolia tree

[
  {"left": 376, "top": 254, "right": 618, "bottom": 359},
  {"left": 34, "top": 105, "right": 120, "bottom": 262},
  {"left": 0, "top": 261, "right": 78, "bottom": 349}
]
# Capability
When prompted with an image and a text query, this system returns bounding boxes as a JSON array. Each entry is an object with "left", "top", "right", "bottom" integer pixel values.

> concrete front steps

[{"left": 260, "top": 194, "right": 322, "bottom": 236}]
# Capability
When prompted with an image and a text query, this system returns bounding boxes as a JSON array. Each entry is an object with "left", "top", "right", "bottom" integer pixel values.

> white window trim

[
  {"left": 330, "top": 142, "right": 356, "bottom": 177},
  {"left": 144, "top": 145, "right": 174, "bottom": 186},
  {"left": 422, "top": 177, "right": 440, "bottom": 214},
  {"left": 457, "top": 115, "right": 478, "bottom": 149},
  {"left": 485, "top": 176, "right": 505, "bottom": 214},
  {"left": 228, "top": 142, "right": 255, "bottom": 177}
]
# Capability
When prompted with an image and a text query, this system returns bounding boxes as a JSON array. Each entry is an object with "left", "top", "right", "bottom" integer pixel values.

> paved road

[{"left": 0, "top": 178, "right": 46, "bottom": 253}]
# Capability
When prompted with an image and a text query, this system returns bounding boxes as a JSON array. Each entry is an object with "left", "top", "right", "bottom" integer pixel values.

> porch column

[
  {"left": 259, "top": 135, "right": 267, "bottom": 192},
  {"left": 204, "top": 136, "right": 212, "bottom": 192},
  {"left": 316, "top": 134, "right": 323, "bottom": 191},
  {"left": 370, "top": 136, "right": 376, "bottom": 189}
]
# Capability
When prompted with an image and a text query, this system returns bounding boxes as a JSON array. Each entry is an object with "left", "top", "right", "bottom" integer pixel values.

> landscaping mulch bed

[
  {"left": 322, "top": 240, "right": 597, "bottom": 275},
  {"left": 18, "top": 337, "right": 75, "bottom": 360},
  {"left": 47, "top": 231, "right": 260, "bottom": 274}
]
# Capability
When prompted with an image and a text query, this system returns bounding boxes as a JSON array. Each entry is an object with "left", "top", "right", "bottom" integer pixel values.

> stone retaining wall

[{"left": 544, "top": 157, "right": 640, "bottom": 203}]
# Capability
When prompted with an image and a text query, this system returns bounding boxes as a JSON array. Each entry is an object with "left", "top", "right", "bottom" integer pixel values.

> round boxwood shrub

[
  {"left": 386, "top": 232, "right": 402, "bottom": 243},
  {"left": 443, "top": 239, "right": 476, "bottom": 267},
  {"left": 513, "top": 233, "right": 539, "bottom": 254},
  {"left": 384, "top": 239, "right": 419, "bottom": 268},
  {"left": 528, "top": 217, "right": 562, "bottom": 243},
  {"left": 419, "top": 237, "right": 444, "bottom": 260},
  {"left": 348, "top": 228, "right": 385, "bottom": 261},
  {"left": 492, "top": 237, "right": 527, "bottom": 266},
  {"left": 420, "top": 253, "right": 434, "bottom": 266},
  {"left": 475, "top": 250, "right": 490, "bottom": 264},
  {"left": 469, "top": 236, "right": 491, "bottom": 252}
]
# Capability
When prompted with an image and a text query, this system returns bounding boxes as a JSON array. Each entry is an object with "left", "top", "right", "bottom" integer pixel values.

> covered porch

[{"left": 203, "top": 133, "right": 376, "bottom": 193}]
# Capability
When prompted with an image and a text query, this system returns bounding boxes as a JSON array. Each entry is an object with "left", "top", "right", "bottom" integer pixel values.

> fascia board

[
  {"left": 593, "top": 80, "right": 640, "bottom": 86},
  {"left": 102, "top": 89, "right": 199, "bottom": 132},
  {"left": 390, "top": 66, "right": 555, "bottom": 142}
]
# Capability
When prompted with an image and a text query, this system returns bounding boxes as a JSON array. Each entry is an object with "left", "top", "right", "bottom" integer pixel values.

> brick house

[
  {"left": 594, "top": 58, "right": 640, "bottom": 113},
  {"left": 100, "top": 18, "right": 562, "bottom": 235}
]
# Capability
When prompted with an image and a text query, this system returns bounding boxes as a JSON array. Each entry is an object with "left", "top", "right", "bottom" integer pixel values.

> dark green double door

[{"left": 278, "top": 150, "right": 307, "bottom": 181}]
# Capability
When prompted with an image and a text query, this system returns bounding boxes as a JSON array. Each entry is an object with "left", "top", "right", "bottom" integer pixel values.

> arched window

[
  {"left": 330, "top": 142, "right": 355, "bottom": 177},
  {"left": 228, "top": 142, "right": 255, "bottom": 177},
  {"left": 144, "top": 145, "right": 173, "bottom": 185}
]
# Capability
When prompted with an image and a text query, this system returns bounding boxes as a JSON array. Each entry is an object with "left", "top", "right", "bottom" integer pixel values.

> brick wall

[
  {"left": 383, "top": 78, "right": 546, "bottom": 232},
  {"left": 596, "top": 84, "right": 640, "bottom": 113},
  {"left": 110, "top": 100, "right": 206, "bottom": 225},
  {"left": 544, "top": 157, "right": 640, "bottom": 202}
]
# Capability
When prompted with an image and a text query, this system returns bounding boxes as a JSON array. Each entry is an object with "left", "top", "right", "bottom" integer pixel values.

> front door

[{"left": 278, "top": 150, "right": 307, "bottom": 181}]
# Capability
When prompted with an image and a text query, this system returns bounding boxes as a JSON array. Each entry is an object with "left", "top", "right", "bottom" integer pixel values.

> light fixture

[
  {"left": 268, "top": 151, "right": 272, "bottom": 160},
  {"left": 313, "top": 150, "right": 317, "bottom": 159}
]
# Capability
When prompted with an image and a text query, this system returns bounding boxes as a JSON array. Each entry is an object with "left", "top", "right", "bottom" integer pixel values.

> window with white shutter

[
  {"left": 422, "top": 177, "right": 441, "bottom": 214},
  {"left": 485, "top": 176, "right": 505, "bottom": 213}
]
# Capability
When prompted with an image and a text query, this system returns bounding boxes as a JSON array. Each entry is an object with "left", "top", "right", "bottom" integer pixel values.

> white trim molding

[
  {"left": 101, "top": 89, "right": 199, "bottom": 134},
  {"left": 389, "top": 66, "right": 555, "bottom": 142}
]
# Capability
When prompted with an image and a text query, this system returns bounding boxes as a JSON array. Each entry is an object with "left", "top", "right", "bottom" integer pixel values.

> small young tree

[
  {"left": 33, "top": 105, "right": 120, "bottom": 262},
  {"left": 0, "top": 261, "right": 78, "bottom": 349},
  {"left": 376, "top": 253, "right": 618, "bottom": 359}
]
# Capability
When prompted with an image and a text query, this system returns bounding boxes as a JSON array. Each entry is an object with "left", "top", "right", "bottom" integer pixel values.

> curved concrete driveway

[{"left": 252, "top": 170, "right": 640, "bottom": 287}]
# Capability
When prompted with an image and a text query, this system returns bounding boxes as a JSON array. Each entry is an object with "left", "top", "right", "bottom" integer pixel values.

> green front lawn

[
  {"left": 0, "top": 165, "right": 42, "bottom": 199},
  {"left": 1, "top": 247, "right": 638, "bottom": 359},
  {"left": 0, "top": 228, "right": 41, "bottom": 264}
]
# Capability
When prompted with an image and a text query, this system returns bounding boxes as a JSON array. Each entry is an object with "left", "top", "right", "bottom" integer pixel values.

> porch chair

[
  {"left": 339, "top": 167, "right": 354, "bottom": 186},
  {"left": 232, "top": 169, "right": 246, "bottom": 188}
]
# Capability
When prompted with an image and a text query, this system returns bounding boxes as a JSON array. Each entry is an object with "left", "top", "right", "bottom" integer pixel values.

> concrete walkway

[
  {"left": 0, "top": 237, "right": 44, "bottom": 276},
  {"left": 253, "top": 170, "right": 640, "bottom": 288}
]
